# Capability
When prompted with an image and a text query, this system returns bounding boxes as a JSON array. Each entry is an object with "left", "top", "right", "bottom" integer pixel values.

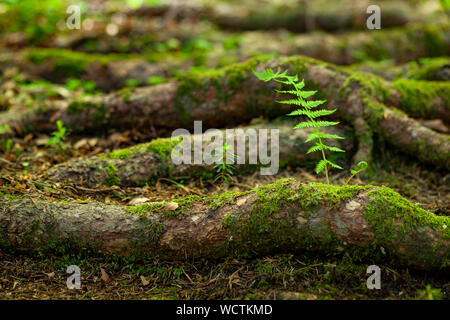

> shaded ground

[{"left": 0, "top": 134, "right": 448, "bottom": 299}]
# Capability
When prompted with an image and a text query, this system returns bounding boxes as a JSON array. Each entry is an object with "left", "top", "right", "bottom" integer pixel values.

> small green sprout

[
  {"left": 345, "top": 161, "right": 368, "bottom": 185},
  {"left": 213, "top": 143, "right": 239, "bottom": 185},
  {"left": 46, "top": 120, "right": 71, "bottom": 154}
]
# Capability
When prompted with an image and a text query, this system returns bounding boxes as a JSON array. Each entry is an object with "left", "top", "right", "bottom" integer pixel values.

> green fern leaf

[
  {"left": 326, "top": 160, "right": 343, "bottom": 169},
  {"left": 315, "top": 160, "right": 328, "bottom": 174},
  {"left": 288, "top": 109, "right": 336, "bottom": 118},
  {"left": 303, "top": 100, "right": 327, "bottom": 108}
]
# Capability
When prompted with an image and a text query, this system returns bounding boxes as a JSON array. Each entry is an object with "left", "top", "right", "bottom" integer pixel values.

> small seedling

[
  {"left": 0, "top": 125, "right": 13, "bottom": 152},
  {"left": 46, "top": 120, "right": 71, "bottom": 154},
  {"left": 125, "top": 78, "right": 142, "bottom": 87},
  {"left": 345, "top": 161, "right": 368, "bottom": 185},
  {"left": 147, "top": 76, "right": 165, "bottom": 85},
  {"left": 213, "top": 143, "right": 238, "bottom": 185}
]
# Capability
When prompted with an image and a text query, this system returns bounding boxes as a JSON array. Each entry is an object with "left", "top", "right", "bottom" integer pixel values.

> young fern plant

[{"left": 253, "top": 67, "right": 345, "bottom": 184}]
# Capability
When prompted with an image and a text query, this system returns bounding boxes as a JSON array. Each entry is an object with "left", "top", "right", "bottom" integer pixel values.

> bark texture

[{"left": 0, "top": 179, "right": 448, "bottom": 271}]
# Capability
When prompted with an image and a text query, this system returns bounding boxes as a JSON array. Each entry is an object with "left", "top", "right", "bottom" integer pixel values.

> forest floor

[
  {"left": 0, "top": 136, "right": 448, "bottom": 299},
  {"left": 0, "top": 0, "right": 449, "bottom": 300}
]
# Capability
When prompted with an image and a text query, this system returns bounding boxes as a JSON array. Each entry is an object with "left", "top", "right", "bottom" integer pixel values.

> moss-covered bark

[
  {"left": 237, "top": 23, "right": 449, "bottom": 65},
  {"left": 347, "top": 57, "right": 450, "bottom": 82},
  {"left": 2, "top": 48, "right": 184, "bottom": 91},
  {"left": 0, "top": 178, "right": 448, "bottom": 271},
  {"left": 41, "top": 120, "right": 354, "bottom": 187},
  {"left": 1, "top": 55, "right": 448, "bottom": 168}
]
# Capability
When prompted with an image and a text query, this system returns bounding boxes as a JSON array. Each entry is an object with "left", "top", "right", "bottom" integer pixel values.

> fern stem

[
  {"left": 344, "top": 174, "right": 355, "bottom": 186},
  {"left": 318, "top": 137, "right": 330, "bottom": 184}
]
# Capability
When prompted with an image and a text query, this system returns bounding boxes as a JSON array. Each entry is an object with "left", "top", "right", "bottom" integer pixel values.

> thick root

[
  {"left": 41, "top": 121, "right": 354, "bottom": 187},
  {"left": 0, "top": 178, "right": 448, "bottom": 271},
  {"left": 1, "top": 55, "right": 448, "bottom": 168}
]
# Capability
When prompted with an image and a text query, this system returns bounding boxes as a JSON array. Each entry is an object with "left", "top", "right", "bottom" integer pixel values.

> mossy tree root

[
  {"left": 41, "top": 121, "right": 354, "bottom": 187},
  {"left": 1, "top": 55, "right": 448, "bottom": 168},
  {"left": 2, "top": 48, "right": 182, "bottom": 91},
  {"left": 347, "top": 57, "right": 450, "bottom": 82},
  {"left": 129, "top": 1, "right": 424, "bottom": 33},
  {"left": 0, "top": 179, "right": 448, "bottom": 271}
]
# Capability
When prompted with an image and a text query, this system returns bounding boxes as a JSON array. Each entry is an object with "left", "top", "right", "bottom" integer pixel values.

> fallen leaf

[
  {"left": 88, "top": 138, "right": 98, "bottom": 147},
  {"left": 129, "top": 197, "right": 150, "bottom": 206},
  {"left": 140, "top": 275, "right": 150, "bottom": 286},
  {"left": 164, "top": 202, "right": 179, "bottom": 211},
  {"left": 100, "top": 267, "right": 110, "bottom": 282},
  {"left": 73, "top": 138, "right": 88, "bottom": 149}
]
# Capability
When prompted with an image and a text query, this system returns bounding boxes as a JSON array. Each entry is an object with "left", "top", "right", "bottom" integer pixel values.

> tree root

[
  {"left": 129, "top": 1, "right": 425, "bottom": 32},
  {"left": 41, "top": 120, "right": 354, "bottom": 187},
  {"left": 1, "top": 48, "right": 186, "bottom": 91},
  {"left": 347, "top": 57, "right": 450, "bottom": 82},
  {"left": 0, "top": 178, "right": 448, "bottom": 271},
  {"left": 2, "top": 55, "right": 447, "bottom": 168}
]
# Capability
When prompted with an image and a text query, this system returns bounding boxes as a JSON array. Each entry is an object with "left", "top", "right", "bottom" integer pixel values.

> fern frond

[
  {"left": 305, "top": 131, "right": 345, "bottom": 142},
  {"left": 252, "top": 67, "right": 287, "bottom": 82},
  {"left": 254, "top": 68, "right": 346, "bottom": 183},
  {"left": 293, "top": 121, "right": 340, "bottom": 129},
  {"left": 287, "top": 109, "right": 336, "bottom": 118},
  {"left": 277, "top": 99, "right": 305, "bottom": 106},
  {"left": 315, "top": 160, "right": 328, "bottom": 174},
  {"left": 303, "top": 100, "right": 327, "bottom": 109},
  {"left": 326, "top": 160, "right": 343, "bottom": 169},
  {"left": 276, "top": 90, "right": 316, "bottom": 99},
  {"left": 307, "top": 144, "right": 344, "bottom": 154}
]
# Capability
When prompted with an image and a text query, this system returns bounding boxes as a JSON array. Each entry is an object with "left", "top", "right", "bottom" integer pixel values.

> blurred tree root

[
  {"left": 1, "top": 55, "right": 448, "bottom": 169},
  {"left": 0, "top": 178, "right": 448, "bottom": 271},
  {"left": 127, "top": 0, "right": 427, "bottom": 33}
]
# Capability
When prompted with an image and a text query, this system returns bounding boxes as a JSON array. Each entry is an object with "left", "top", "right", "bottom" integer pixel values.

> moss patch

[{"left": 393, "top": 79, "right": 450, "bottom": 118}]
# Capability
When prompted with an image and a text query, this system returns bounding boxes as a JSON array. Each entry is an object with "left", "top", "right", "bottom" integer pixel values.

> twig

[{"left": 0, "top": 157, "right": 14, "bottom": 166}]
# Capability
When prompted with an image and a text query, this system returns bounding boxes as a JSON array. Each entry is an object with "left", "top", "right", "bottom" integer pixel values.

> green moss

[
  {"left": 125, "top": 195, "right": 202, "bottom": 218},
  {"left": 104, "top": 162, "right": 120, "bottom": 186},
  {"left": 223, "top": 55, "right": 271, "bottom": 89},
  {"left": 364, "top": 186, "right": 450, "bottom": 267},
  {"left": 339, "top": 71, "right": 391, "bottom": 102},
  {"left": 108, "top": 144, "right": 145, "bottom": 160},
  {"left": 107, "top": 136, "right": 181, "bottom": 163},
  {"left": 25, "top": 48, "right": 140, "bottom": 78},
  {"left": 116, "top": 87, "right": 135, "bottom": 103},
  {"left": 126, "top": 202, "right": 166, "bottom": 215},
  {"left": 206, "top": 190, "right": 245, "bottom": 210},
  {"left": 146, "top": 137, "right": 182, "bottom": 162},
  {"left": 423, "top": 25, "right": 448, "bottom": 57},
  {"left": 362, "top": 94, "right": 386, "bottom": 128},
  {"left": 393, "top": 79, "right": 450, "bottom": 118},
  {"left": 220, "top": 179, "right": 369, "bottom": 257},
  {"left": 168, "top": 195, "right": 203, "bottom": 217},
  {"left": 406, "top": 57, "right": 450, "bottom": 81}
]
